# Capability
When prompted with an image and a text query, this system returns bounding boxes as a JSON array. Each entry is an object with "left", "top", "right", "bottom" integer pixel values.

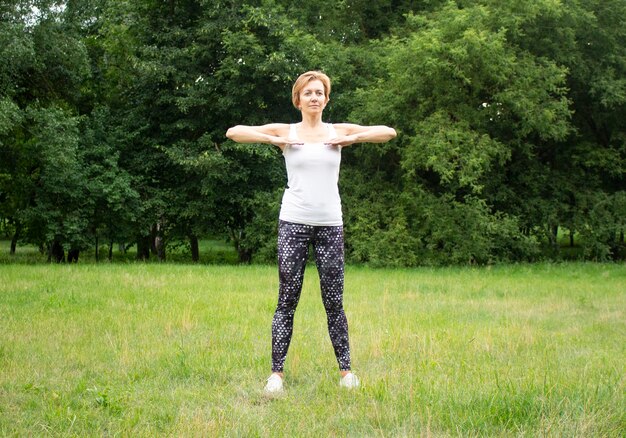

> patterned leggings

[{"left": 272, "top": 220, "right": 351, "bottom": 372}]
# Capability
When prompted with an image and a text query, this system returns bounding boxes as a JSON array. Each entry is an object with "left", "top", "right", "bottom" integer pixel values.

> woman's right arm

[{"left": 226, "top": 123, "right": 290, "bottom": 148}]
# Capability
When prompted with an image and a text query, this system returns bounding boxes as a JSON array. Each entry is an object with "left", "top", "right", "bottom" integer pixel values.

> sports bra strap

[{"left": 327, "top": 123, "right": 337, "bottom": 139}]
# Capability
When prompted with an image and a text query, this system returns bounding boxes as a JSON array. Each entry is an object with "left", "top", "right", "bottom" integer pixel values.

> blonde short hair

[{"left": 291, "top": 71, "right": 331, "bottom": 109}]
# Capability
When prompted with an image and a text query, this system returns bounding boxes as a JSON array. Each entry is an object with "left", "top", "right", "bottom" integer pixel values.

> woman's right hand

[{"left": 270, "top": 136, "right": 303, "bottom": 150}]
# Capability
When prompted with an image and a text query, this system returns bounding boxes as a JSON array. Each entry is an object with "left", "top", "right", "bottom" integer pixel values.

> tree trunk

[
  {"left": 547, "top": 224, "right": 559, "bottom": 252},
  {"left": 238, "top": 247, "right": 252, "bottom": 264},
  {"left": 136, "top": 235, "right": 151, "bottom": 260},
  {"left": 155, "top": 235, "right": 165, "bottom": 261},
  {"left": 230, "top": 229, "right": 252, "bottom": 263},
  {"left": 49, "top": 240, "right": 65, "bottom": 263},
  {"left": 67, "top": 248, "right": 79, "bottom": 263},
  {"left": 109, "top": 240, "right": 114, "bottom": 261},
  {"left": 569, "top": 230, "right": 575, "bottom": 247},
  {"left": 95, "top": 234, "right": 99, "bottom": 262},
  {"left": 154, "top": 221, "right": 166, "bottom": 262},
  {"left": 150, "top": 223, "right": 158, "bottom": 256},
  {"left": 10, "top": 227, "right": 19, "bottom": 255},
  {"left": 190, "top": 235, "right": 199, "bottom": 262}
]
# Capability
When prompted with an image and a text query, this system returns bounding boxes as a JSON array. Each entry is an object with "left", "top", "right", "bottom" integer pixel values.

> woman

[{"left": 226, "top": 71, "right": 396, "bottom": 393}]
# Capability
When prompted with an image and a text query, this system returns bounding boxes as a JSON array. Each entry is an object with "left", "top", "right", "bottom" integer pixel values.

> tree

[
  {"left": 80, "top": 106, "right": 141, "bottom": 261},
  {"left": 343, "top": 1, "right": 572, "bottom": 264},
  {"left": 0, "top": 0, "right": 92, "bottom": 261},
  {"left": 1, "top": 0, "right": 622, "bottom": 265}
]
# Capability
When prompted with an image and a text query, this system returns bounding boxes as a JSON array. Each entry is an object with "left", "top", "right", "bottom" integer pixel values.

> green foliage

[
  {"left": 80, "top": 106, "right": 142, "bottom": 252},
  {"left": 236, "top": 188, "right": 282, "bottom": 263},
  {"left": 341, "top": 1, "right": 568, "bottom": 265},
  {"left": 0, "top": 0, "right": 624, "bottom": 264},
  {"left": 18, "top": 106, "right": 89, "bottom": 251},
  {"left": 342, "top": 170, "right": 420, "bottom": 267},
  {"left": 576, "top": 191, "right": 626, "bottom": 260},
  {"left": 404, "top": 112, "right": 508, "bottom": 194},
  {"left": 196, "top": 141, "right": 284, "bottom": 262},
  {"left": 341, "top": 0, "right": 624, "bottom": 265},
  {"left": 343, "top": 169, "right": 540, "bottom": 266}
]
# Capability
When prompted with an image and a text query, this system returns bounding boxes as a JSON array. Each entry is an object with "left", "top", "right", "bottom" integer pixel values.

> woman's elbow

[{"left": 226, "top": 126, "right": 239, "bottom": 140}]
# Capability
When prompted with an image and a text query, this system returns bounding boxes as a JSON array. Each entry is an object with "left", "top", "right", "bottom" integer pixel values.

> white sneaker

[
  {"left": 264, "top": 373, "right": 284, "bottom": 394},
  {"left": 339, "top": 372, "right": 360, "bottom": 389}
]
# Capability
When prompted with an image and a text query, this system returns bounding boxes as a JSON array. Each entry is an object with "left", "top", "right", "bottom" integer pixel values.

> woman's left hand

[{"left": 325, "top": 135, "right": 359, "bottom": 147}]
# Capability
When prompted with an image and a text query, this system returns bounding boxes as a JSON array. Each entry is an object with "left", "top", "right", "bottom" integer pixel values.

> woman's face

[{"left": 298, "top": 79, "right": 327, "bottom": 113}]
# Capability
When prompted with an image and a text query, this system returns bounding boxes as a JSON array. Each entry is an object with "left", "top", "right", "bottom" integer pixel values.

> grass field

[{"left": 0, "top": 262, "right": 624, "bottom": 436}]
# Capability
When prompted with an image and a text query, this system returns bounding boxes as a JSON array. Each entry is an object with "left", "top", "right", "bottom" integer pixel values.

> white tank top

[{"left": 279, "top": 123, "right": 343, "bottom": 226}]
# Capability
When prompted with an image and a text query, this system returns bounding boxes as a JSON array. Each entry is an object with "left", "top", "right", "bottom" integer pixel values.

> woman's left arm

[{"left": 327, "top": 123, "right": 397, "bottom": 147}]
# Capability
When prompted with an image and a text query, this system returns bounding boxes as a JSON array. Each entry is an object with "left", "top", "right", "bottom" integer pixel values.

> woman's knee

[{"left": 322, "top": 291, "right": 344, "bottom": 312}]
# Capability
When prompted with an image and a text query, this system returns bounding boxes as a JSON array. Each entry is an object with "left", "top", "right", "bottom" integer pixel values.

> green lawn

[{"left": 0, "top": 263, "right": 624, "bottom": 436}]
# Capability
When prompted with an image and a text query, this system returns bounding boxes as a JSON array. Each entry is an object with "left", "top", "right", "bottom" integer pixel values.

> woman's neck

[{"left": 299, "top": 113, "right": 324, "bottom": 129}]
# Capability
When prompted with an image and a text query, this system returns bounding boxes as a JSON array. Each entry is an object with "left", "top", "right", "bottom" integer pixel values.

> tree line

[{"left": 1, "top": 0, "right": 624, "bottom": 265}]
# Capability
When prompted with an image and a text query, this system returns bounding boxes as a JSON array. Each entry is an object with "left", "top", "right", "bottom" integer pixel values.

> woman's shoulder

[{"left": 330, "top": 123, "right": 361, "bottom": 135}]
